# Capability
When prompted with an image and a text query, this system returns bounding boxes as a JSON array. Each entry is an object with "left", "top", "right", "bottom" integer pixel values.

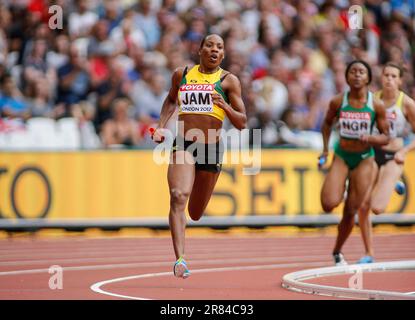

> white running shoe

[
  {"left": 173, "top": 256, "right": 190, "bottom": 279},
  {"left": 333, "top": 253, "right": 348, "bottom": 266}
]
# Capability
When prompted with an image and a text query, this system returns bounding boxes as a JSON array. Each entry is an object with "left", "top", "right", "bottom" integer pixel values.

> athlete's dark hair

[
  {"left": 199, "top": 34, "right": 224, "bottom": 49},
  {"left": 345, "top": 60, "right": 372, "bottom": 84},
  {"left": 199, "top": 35, "right": 208, "bottom": 49},
  {"left": 383, "top": 62, "right": 404, "bottom": 77}
]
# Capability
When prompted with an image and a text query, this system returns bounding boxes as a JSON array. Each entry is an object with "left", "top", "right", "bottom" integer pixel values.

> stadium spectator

[
  {"left": 133, "top": 0, "right": 161, "bottom": 50},
  {"left": 100, "top": 97, "right": 140, "bottom": 148},
  {"left": 94, "top": 59, "right": 129, "bottom": 132},
  {"left": 26, "top": 77, "right": 55, "bottom": 118},
  {"left": 68, "top": 0, "right": 99, "bottom": 39},
  {"left": 56, "top": 45, "right": 90, "bottom": 114},
  {"left": 97, "top": 0, "right": 124, "bottom": 33},
  {"left": 252, "top": 63, "right": 289, "bottom": 122},
  {"left": 109, "top": 14, "right": 147, "bottom": 54},
  {"left": 0, "top": 74, "right": 30, "bottom": 120},
  {"left": 0, "top": 0, "right": 413, "bottom": 149},
  {"left": 22, "top": 38, "right": 56, "bottom": 95},
  {"left": 130, "top": 70, "right": 167, "bottom": 126},
  {"left": 46, "top": 34, "right": 71, "bottom": 70}
]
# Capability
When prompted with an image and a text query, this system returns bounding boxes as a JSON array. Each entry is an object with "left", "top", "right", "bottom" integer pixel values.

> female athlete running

[
  {"left": 357, "top": 62, "right": 415, "bottom": 264},
  {"left": 152, "top": 34, "right": 247, "bottom": 278},
  {"left": 319, "top": 60, "right": 390, "bottom": 266}
]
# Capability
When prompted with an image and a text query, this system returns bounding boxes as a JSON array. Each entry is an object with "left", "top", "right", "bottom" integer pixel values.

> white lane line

[
  {"left": 1, "top": 249, "right": 414, "bottom": 268},
  {"left": 1, "top": 232, "right": 413, "bottom": 243},
  {"left": 1, "top": 237, "right": 413, "bottom": 255},
  {"left": 0, "top": 255, "right": 335, "bottom": 276},
  {"left": 90, "top": 261, "right": 330, "bottom": 300},
  {"left": 282, "top": 260, "right": 415, "bottom": 300},
  {"left": 3, "top": 241, "right": 415, "bottom": 259},
  {"left": 1, "top": 235, "right": 413, "bottom": 252},
  {"left": 0, "top": 242, "right": 413, "bottom": 261},
  {"left": 2, "top": 251, "right": 415, "bottom": 276},
  {"left": 0, "top": 242, "right": 341, "bottom": 256}
]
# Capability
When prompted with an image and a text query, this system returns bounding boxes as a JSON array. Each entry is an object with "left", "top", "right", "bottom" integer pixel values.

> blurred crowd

[{"left": 0, "top": 0, "right": 414, "bottom": 149}]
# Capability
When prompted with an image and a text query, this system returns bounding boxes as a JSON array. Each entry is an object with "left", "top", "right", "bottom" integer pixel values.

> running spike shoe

[
  {"left": 357, "top": 255, "right": 374, "bottom": 264},
  {"left": 173, "top": 256, "right": 190, "bottom": 279},
  {"left": 333, "top": 252, "right": 348, "bottom": 266}
]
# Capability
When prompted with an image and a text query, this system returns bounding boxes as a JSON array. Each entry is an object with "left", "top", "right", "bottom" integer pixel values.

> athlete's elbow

[
  {"left": 237, "top": 122, "right": 247, "bottom": 130},
  {"left": 236, "top": 116, "right": 247, "bottom": 130}
]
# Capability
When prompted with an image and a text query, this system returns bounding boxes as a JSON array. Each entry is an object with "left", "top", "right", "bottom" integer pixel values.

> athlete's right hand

[
  {"left": 150, "top": 127, "right": 165, "bottom": 143},
  {"left": 318, "top": 152, "right": 328, "bottom": 170}
]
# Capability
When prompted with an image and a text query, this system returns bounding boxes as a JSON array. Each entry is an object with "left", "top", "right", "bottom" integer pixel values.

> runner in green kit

[{"left": 318, "top": 60, "right": 390, "bottom": 266}]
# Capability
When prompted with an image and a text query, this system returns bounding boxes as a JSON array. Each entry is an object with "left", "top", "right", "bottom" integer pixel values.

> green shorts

[{"left": 334, "top": 141, "right": 374, "bottom": 170}]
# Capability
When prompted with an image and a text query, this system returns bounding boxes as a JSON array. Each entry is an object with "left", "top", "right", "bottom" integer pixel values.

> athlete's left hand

[
  {"left": 212, "top": 93, "right": 229, "bottom": 111},
  {"left": 317, "top": 153, "right": 328, "bottom": 170},
  {"left": 394, "top": 150, "right": 406, "bottom": 165}
]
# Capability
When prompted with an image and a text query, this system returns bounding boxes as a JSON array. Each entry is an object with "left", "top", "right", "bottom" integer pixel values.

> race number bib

[
  {"left": 339, "top": 111, "right": 371, "bottom": 139},
  {"left": 179, "top": 84, "right": 214, "bottom": 113},
  {"left": 386, "top": 110, "right": 397, "bottom": 138}
]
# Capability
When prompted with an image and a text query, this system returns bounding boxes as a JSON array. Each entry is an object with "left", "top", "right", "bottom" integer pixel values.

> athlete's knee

[
  {"left": 371, "top": 204, "right": 384, "bottom": 215},
  {"left": 321, "top": 189, "right": 344, "bottom": 212},
  {"left": 170, "top": 188, "right": 190, "bottom": 210},
  {"left": 322, "top": 203, "right": 334, "bottom": 213},
  {"left": 188, "top": 203, "right": 204, "bottom": 221},
  {"left": 321, "top": 198, "right": 339, "bottom": 213},
  {"left": 370, "top": 197, "right": 385, "bottom": 215},
  {"left": 188, "top": 209, "right": 203, "bottom": 221},
  {"left": 359, "top": 200, "right": 370, "bottom": 216}
]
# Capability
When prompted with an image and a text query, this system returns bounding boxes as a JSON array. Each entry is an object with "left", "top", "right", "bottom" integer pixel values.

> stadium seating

[{"left": 0, "top": 117, "right": 101, "bottom": 150}]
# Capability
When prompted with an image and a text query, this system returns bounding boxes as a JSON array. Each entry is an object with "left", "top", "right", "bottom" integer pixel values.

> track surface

[{"left": 0, "top": 232, "right": 414, "bottom": 300}]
